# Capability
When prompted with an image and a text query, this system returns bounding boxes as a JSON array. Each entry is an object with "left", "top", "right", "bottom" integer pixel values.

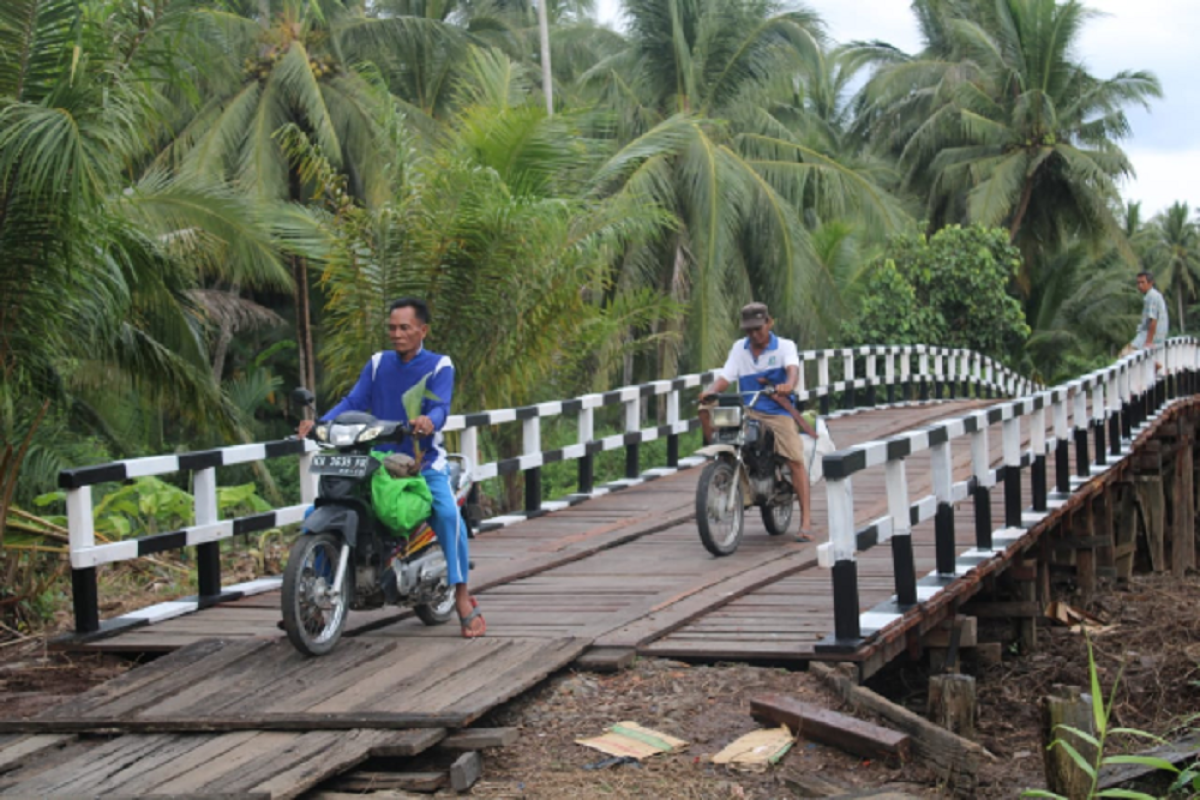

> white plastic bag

[{"left": 801, "top": 418, "right": 836, "bottom": 485}]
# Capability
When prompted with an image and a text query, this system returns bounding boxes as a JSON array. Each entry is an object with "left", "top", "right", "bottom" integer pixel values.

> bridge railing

[
  {"left": 58, "top": 344, "right": 1033, "bottom": 636},
  {"left": 816, "top": 337, "right": 1200, "bottom": 652}
]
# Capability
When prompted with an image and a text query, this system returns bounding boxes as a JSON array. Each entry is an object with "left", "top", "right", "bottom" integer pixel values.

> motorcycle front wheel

[
  {"left": 696, "top": 459, "right": 745, "bottom": 557},
  {"left": 282, "top": 532, "right": 351, "bottom": 656}
]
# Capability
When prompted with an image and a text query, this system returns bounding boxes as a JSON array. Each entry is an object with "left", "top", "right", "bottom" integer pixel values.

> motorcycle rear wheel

[
  {"left": 762, "top": 495, "right": 794, "bottom": 536},
  {"left": 696, "top": 459, "right": 744, "bottom": 557},
  {"left": 282, "top": 532, "right": 350, "bottom": 656},
  {"left": 414, "top": 587, "right": 456, "bottom": 625}
]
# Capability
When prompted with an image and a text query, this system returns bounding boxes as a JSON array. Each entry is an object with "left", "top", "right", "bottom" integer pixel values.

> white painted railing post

[
  {"left": 666, "top": 387, "right": 681, "bottom": 467},
  {"left": 1073, "top": 383, "right": 1090, "bottom": 478},
  {"left": 1002, "top": 409, "right": 1022, "bottom": 529},
  {"left": 624, "top": 391, "right": 641, "bottom": 479},
  {"left": 523, "top": 414, "right": 542, "bottom": 512},
  {"left": 824, "top": 475, "right": 860, "bottom": 643},
  {"left": 931, "top": 433, "right": 955, "bottom": 575},
  {"left": 970, "top": 412, "right": 995, "bottom": 550},
  {"left": 885, "top": 458, "right": 916, "bottom": 605},
  {"left": 1030, "top": 399, "right": 1047, "bottom": 512},
  {"left": 299, "top": 445, "right": 318, "bottom": 506},
  {"left": 843, "top": 351, "right": 856, "bottom": 410},
  {"left": 578, "top": 397, "right": 597, "bottom": 493},
  {"left": 194, "top": 466, "right": 222, "bottom": 598},
  {"left": 1053, "top": 391, "right": 1070, "bottom": 495},
  {"left": 66, "top": 486, "right": 99, "bottom": 633}
]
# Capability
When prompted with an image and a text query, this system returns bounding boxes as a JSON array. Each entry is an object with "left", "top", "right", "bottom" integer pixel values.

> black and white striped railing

[
  {"left": 58, "top": 344, "right": 1034, "bottom": 636},
  {"left": 815, "top": 338, "right": 1200, "bottom": 652}
]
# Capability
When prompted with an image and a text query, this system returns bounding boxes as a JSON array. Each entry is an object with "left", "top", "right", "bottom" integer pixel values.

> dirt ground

[{"left": 3, "top": 571, "right": 1200, "bottom": 799}]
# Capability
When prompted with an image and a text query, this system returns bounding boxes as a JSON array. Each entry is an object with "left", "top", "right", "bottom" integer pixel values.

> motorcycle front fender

[
  {"left": 302, "top": 505, "right": 360, "bottom": 549},
  {"left": 695, "top": 444, "right": 738, "bottom": 461}
]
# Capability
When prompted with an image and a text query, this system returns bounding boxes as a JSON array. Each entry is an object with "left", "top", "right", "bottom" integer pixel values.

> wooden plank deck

[{"left": 7, "top": 399, "right": 1104, "bottom": 798}]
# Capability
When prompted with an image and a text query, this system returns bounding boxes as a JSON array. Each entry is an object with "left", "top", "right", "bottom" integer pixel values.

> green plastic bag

[{"left": 370, "top": 453, "right": 433, "bottom": 536}]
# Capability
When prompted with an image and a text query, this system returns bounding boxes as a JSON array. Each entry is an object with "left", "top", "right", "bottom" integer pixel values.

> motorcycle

[
  {"left": 695, "top": 387, "right": 798, "bottom": 556},
  {"left": 282, "top": 388, "right": 479, "bottom": 656}
]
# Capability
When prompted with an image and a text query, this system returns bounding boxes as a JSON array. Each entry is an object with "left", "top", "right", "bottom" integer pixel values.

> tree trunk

[
  {"left": 536, "top": 0, "right": 553, "bottom": 115},
  {"left": 1009, "top": 175, "right": 1035, "bottom": 245}
]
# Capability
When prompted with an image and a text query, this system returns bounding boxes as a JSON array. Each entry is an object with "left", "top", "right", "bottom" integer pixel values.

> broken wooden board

[
  {"left": 439, "top": 727, "right": 520, "bottom": 750},
  {"left": 0, "top": 728, "right": 433, "bottom": 799},
  {"left": 0, "top": 734, "right": 76, "bottom": 774},
  {"left": 2, "top": 636, "right": 586, "bottom": 735},
  {"left": 750, "top": 694, "right": 910, "bottom": 764}
]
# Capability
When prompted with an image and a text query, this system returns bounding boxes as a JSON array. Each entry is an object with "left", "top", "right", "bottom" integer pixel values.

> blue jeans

[{"left": 423, "top": 467, "right": 468, "bottom": 586}]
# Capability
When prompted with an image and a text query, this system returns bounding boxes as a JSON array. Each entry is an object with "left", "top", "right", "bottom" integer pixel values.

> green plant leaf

[
  {"left": 1052, "top": 725, "right": 1099, "bottom": 749},
  {"left": 1095, "top": 789, "right": 1162, "bottom": 799},
  {"left": 1051, "top": 740, "right": 1098, "bottom": 780},
  {"left": 1100, "top": 755, "right": 1180, "bottom": 772},
  {"left": 1106, "top": 728, "right": 1168, "bottom": 744}
]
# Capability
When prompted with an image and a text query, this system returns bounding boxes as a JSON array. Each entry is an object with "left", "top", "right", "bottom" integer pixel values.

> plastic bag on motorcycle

[
  {"left": 800, "top": 414, "right": 837, "bottom": 484},
  {"left": 370, "top": 452, "right": 433, "bottom": 535}
]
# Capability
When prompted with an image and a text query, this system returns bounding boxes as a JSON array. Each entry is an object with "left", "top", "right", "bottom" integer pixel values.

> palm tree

[
  {"left": 1144, "top": 202, "right": 1200, "bottom": 334},
  {"left": 582, "top": 1, "right": 906, "bottom": 370},
  {"left": 0, "top": 0, "right": 291, "bottom": 485},
  {"left": 854, "top": 0, "right": 1161, "bottom": 288}
]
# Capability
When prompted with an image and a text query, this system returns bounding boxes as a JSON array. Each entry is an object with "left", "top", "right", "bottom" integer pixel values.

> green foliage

[
  {"left": 840, "top": 225, "right": 1030, "bottom": 361},
  {"left": 1023, "top": 635, "right": 1199, "bottom": 799},
  {"left": 35, "top": 477, "right": 270, "bottom": 540}
]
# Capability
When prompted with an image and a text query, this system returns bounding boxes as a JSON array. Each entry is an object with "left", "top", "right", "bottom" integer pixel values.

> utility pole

[{"left": 536, "top": 0, "right": 553, "bottom": 115}]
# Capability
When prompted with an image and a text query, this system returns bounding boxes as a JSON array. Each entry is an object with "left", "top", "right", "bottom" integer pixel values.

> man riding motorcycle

[
  {"left": 699, "top": 302, "right": 818, "bottom": 542},
  {"left": 298, "top": 297, "right": 485, "bottom": 638}
]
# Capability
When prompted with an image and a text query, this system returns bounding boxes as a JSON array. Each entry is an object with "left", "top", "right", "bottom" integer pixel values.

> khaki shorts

[{"left": 747, "top": 409, "right": 805, "bottom": 464}]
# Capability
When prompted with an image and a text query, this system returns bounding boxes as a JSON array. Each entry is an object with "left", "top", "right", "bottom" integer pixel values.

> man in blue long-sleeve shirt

[{"left": 299, "top": 297, "right": 484, "bottom": 638}]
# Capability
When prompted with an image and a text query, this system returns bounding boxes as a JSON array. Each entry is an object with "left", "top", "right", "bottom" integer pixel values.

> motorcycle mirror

[{"left": 291, "top": 387, "right": 315, "bottom": 408}]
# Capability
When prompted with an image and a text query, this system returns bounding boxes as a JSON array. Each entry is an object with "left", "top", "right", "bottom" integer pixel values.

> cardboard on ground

[
  {"left": 712, "top": 725, "right": 795, "bottom": 770},
  {"left": 576, "top": 721, "right": 688, "bottom": 760}
]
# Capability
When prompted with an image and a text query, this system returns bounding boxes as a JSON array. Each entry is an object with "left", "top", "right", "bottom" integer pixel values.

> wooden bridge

[{"left": 1, "top": 342, "right": 1198, "bottom": 797}]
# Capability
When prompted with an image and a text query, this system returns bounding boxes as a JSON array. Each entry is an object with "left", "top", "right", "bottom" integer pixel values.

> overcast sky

[{"left": 594, "top": 0, "right": 1199, "bottom": 220}]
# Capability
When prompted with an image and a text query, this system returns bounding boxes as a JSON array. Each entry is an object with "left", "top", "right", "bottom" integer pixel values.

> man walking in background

[{"left": 1128, "top": 270, "right": 1168, "bottom": 359}]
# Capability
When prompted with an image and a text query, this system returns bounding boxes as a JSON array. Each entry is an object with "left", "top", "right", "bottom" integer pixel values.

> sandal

[
  {"left": 460, "top": 604, "right": 486, "bottom": 639},
  {"left": 794, "top": 529, "right": 815, "bottom": 543}
]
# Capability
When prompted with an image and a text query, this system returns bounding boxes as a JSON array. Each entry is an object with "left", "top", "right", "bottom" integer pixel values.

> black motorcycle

[
  {"left": 282, "top": 389, "right": 478, "bottom": 656},
  {"left": 695, "top": 388, "right": 796, "bottom": 556}
]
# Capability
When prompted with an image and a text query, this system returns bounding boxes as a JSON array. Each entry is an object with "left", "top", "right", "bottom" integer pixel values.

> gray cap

[{"left": 740, "top": 302, "right": 769, "bottom": 330}]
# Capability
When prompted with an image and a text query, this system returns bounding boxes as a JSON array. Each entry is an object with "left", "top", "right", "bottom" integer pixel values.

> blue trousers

[{"left": 424, "top": 468, "right": 469, "bottom": 586}]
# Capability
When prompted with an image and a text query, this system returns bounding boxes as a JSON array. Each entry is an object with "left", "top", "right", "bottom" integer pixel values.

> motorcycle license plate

[{"left": 310, "top": 454, "right": 373, "bottom": 477}]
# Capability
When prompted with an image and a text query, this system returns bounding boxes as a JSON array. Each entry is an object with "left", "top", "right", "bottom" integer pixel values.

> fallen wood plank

[
  {"left": 574, "top": 647, "right": 636, "bottom": 672},
  {"left": 324, "top": 770, "right": 447, "bottom": 792},
  {"left": 450, "top": 750, "right": 483, "bottom": 792},
  {"left": 809, "top": 662, "right": 987, "bottom": 797},
  {"left": 957, "top": 601, "right": 1039, "bottom": 618},
  {"left": 369, "top": 728, "right": 446, "bottom": 757},
  {"left": 439, "top": 727, "right": 519, "bottom": 750},
  {"left": 1096, "top": 731, "right": 1200, "bottom": 791},
  {"left": 749, "top": 694, "right": 910, "bottom": 764}
]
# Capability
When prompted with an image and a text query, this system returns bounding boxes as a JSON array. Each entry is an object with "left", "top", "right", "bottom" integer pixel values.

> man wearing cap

[{"left": 699, "top": 303, "right": 818, "bottom": 542}]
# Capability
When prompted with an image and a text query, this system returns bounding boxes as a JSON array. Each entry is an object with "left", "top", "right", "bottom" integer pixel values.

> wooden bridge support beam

[
  {"left": 1172, "top": 428, "right": 1195, "bottom": 576},
  {"left": 1112, "top": 483, "right": 1138, "bottom": 581},
  {"left": 1094, "top": 490, "right": 1116, "bottom": 582}
]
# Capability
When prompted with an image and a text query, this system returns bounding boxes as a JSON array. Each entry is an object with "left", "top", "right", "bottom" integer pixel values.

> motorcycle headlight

[
  {"left": 710, "top": 407, "right": 742, "bottom": 428},
  {"left": 330, "top": 423, "right": 366, "bottom": 446},
  {"left": 356, "top": 425, "right": 385, "bottom": 443},
  {"left": 314, "top": 424, "right": 330, "bottom": 443}
]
